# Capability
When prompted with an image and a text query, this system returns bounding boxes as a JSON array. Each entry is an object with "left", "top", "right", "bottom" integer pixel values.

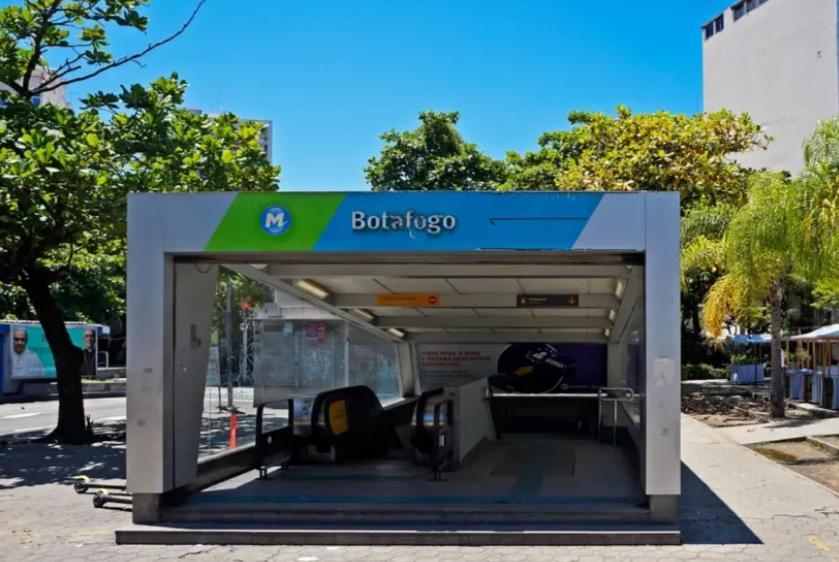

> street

[{"left": 0, "top": 397, "right": 126, "bottom": 439}]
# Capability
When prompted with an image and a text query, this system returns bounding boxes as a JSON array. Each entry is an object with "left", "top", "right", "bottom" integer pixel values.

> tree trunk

[
  {"left": 769, "top": 282, "right": 785, "bottom": 419},
  {"left": 21, "top": 267, "right": 89, "bottom": 442}
]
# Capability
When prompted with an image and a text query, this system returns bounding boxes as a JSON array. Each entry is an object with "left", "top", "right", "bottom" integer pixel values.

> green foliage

[
  {"left": 0, "top": 1, "right": 152, "bottom": 100},
  {"left": 502, "top": 130, "right": 581, "bottom": 191},
  {"left": 365, "top": 111, "right": 507, "bottom": 191},
  {"left": 813, "top": 278, "right": 839, "bottom": 310},
  {"left": 681, "top": 363, "right": 728, "bottom": 381},
  {"left": 503, "top": 106, "right": 765, "bottom": 207},
  {"left": 0, "top": 75, "right": 280, "bottom": 293},
  {"left": 680, "top": 202, "right": 735, "bottom": 290},
  {"left": 699, "top": 117, "right": 839, "bottom": 417},
  {"left": 730, "top": 352, "right": 760, "bottom": 366},
  {"left": 804, "top": 116, "right": 839, "bottom": 178}
]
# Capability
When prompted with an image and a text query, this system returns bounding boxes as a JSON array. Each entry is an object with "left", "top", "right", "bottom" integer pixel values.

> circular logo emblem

[{"left": 260, "top": 205, "right": 291, "bottom": 236}]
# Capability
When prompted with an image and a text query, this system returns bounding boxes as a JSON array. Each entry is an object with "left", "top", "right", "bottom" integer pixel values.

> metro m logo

[{"left": 260, "top": 205, "right": 292, "bottom": 236}]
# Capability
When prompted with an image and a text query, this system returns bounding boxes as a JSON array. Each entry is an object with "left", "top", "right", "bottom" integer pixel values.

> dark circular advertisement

[{"left": 490, "top": 343, "right": 578, "bottom": 394}]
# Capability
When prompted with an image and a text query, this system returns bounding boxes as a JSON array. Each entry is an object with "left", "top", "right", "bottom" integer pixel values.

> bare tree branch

[
  {"left": 33, "top": 0, "right": 206, "bottom": 96},
  {"left": 21, "top": 0, "right": 63, "bottom": 96}
]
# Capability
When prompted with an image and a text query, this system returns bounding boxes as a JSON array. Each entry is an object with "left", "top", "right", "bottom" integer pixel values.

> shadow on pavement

[
  {"left": 0, "top": 439, "right": 125, "bottom": 490},
  {"left": 680, "top": 462, "right": 761, "bottom": 544}
]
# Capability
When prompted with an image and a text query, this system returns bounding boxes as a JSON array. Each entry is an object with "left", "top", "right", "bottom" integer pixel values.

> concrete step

[
  {"left": 162, "top": 501, "right": 653, "bottom": 525},
  {"left": 116, "top": 522, "right": 680, "bottom": 546}
]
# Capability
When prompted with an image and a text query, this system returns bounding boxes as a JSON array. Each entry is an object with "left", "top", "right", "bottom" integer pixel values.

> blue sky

[{"left": 27, "top": 1, "right": 735, "bottom": 190}]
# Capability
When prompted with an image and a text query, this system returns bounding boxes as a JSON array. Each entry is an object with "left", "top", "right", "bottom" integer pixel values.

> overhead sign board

[
  {"left": 376, "top": 294, "right": 441, "bottom": 307},
  {"left": 516, "top": 294, "right": 579, "bottom": 308},
  {"left": 203, "top": 192, "right": 606, "bottom": 252}
]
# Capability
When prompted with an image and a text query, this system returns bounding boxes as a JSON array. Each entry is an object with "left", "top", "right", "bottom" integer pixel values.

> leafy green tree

[
  {"left": 697, "top": 166, "right": 838, "bottom": 418},
  {"left": 502, "top": 130, "right": 582, "bottom": 191},
  {"left": 365, "top": 111, "right": 507, "bottom": 191},
  {"left": 504, "top": 106, "right": 766, "bottom": 207},
  {"left": 0, "top": 1, "right": 279, "bottom": 442}
]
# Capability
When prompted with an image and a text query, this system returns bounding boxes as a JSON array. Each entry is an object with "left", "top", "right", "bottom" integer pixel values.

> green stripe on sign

[{"left": 205, "top": 192, "right": 345, "bottom": 251}]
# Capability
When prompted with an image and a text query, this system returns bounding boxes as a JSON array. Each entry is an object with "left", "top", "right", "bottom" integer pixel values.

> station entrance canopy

[{"left": 125, "top": 191, "right": 681, "bottom": 542}]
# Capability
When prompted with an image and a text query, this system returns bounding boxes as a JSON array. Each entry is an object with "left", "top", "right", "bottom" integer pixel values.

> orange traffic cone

[{"left": 228, "top": 410, "right": 238, "bottom": 449}]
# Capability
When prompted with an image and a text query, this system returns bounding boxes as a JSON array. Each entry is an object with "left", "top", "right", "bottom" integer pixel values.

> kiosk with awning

[{"left": 121, "top": 190, "right": 681, "bottom": 545}]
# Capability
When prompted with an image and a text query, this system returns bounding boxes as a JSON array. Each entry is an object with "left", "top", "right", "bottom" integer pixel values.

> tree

[
  {"left": 696, "top": 165, "right": 838, "bottom": 418},
  {"left": 0, "top": 1, "right": 279, "bottom": 442},
  {"left": 502, "top": 130, "right": 582, "bottom": 191},
  {"left": 679, "top": 201, "right": 736, "bottom": 362},
  {"left": 365, "top": 111, "right": 507, "bottom": 191},
  {"left": 503, "top": 106, "right": 766, "bottom": 207}
]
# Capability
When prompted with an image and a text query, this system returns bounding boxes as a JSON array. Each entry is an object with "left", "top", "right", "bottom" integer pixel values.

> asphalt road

[{"left": 0, "top": 396, "right": 126, "bottom": 438}]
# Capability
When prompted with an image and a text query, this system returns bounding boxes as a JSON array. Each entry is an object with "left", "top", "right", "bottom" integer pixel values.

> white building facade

[
  {"left": 702, "top": 0, "right": 839, "bottom": 175},
  {"left": 0, "top": 68, "right": 69, "bottom": 108}
]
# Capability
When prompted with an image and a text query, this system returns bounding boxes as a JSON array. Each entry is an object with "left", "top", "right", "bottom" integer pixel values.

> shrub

[{"left": 682, "top": 363, "right": 728, "bottom": 380}]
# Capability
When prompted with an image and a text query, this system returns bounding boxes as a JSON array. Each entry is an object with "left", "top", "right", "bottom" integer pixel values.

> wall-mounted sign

[
  {"left": 516, "top": 294, "right": 579, "bottom": 308},
  {"left": 376, "top": 293, "right": 441, "bottom": 307},
  {"left": 351, "top": 210, "right": 456, "bottom": 236}
]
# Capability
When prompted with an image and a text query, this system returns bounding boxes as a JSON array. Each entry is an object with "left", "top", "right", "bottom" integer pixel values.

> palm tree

[{"left": 692, "top": 138, "right": 839, "bottom": 417}]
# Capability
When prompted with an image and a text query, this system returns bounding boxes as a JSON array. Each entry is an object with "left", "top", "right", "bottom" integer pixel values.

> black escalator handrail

[
  {"left": 256, "top": 398, "right": 293, "bottom": 448},
  {"left": 414, "top": 387, "right": 445, "bottom": 430}
]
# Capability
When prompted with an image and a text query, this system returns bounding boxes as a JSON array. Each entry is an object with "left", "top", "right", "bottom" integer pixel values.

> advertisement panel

[
  {"left": 418, "top": 342, "right": 606, "bottom": 393},
  {"left": 6, "top": 323, "right": 96, "bottom": 380}
]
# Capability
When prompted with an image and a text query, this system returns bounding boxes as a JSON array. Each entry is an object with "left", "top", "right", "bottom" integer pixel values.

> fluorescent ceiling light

[
  {"left": 615, "top": 279, "right": 626, "bottom": 300},
  {"left": 608, "top": 309, "right": 617, "bottom": 322},
  {"left": 352, "top": 308, "right": 375, "bottom": 322},
  {"left": 294, "top": 279, "right": 330, "bottom": 300},
  {"left": 387, "top": 328, "right": 406, "bottom": 339},
  {"left": 604, "top": 328, "right": 612, "bottom": 339}
]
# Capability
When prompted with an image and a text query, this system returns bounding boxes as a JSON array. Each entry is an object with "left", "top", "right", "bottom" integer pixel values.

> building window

[
  {"left": 703, "top": 14, "right": 724, "bottom": 40},
  {"left": 734, "top": 0, "right": 768, "bottom": 20},
  {"left": 31, "top": 96, "right": 41, "bottom": 106}
]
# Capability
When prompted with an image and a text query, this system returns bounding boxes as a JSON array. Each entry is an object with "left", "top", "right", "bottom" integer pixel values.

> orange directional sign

[{"left": 377, "top": 293, "right": 441, "bottom": 307}]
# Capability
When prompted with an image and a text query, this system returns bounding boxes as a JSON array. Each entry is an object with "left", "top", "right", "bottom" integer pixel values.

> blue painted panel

[{"left": 314, "top": 192, "right": 603, "bottom": 251}]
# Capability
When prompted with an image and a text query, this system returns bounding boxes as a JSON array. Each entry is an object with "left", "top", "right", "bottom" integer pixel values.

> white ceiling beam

[
  {"left": 266, "top": 264, "right": 631, "bottom": 279},
  {"left": 377, "top": 316, "right": 611, "bottom": 329},
  {"left": 332, "top": 293, "right": 620, "bottom": 310},
  {"left": 224, "top": 265, "right": 402, "bottom": 343}
]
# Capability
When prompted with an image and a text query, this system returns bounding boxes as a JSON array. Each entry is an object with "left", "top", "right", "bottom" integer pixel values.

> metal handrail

[{"left": 597, "top": 387, "right": 636, "bottom": 445}]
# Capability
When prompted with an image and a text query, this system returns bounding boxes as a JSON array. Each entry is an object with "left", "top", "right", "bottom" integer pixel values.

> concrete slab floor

[{"left": 177, "top": 436, "right": 644, "bottom": 513}]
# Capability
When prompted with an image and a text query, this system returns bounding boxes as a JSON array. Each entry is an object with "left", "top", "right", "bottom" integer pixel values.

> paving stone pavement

[{"left": 2, "top": 415, "right": 839, "bottom": 561}]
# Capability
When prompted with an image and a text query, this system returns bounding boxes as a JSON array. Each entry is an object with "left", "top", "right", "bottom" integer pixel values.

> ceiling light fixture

[
  {"left": 608, "top": 309, "right": 617, "bottom": 322},
  {"left": 294, "top": 279, "right": 330, "bottom": 300},
  {"left": 604, "top": 328, "right": 612, "bottom": 339},
  {"left": 352, "top": 308, "right": 375, "bottom": 322},
  {"left": 615, "top": 279, "right": 626, "bottom": 300},
  {"left": 387, "top": 328, "right": 406, "bottom": 339}
]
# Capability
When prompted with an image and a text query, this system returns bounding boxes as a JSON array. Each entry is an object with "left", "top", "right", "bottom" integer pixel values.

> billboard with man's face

[{"left": 7, "top": 324, "right": 95, "bottom": 380}]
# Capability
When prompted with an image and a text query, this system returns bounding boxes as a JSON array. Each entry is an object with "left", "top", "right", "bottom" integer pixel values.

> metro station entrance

[{"left": 121, "top": 191, "right": 681, "bottom": 545}]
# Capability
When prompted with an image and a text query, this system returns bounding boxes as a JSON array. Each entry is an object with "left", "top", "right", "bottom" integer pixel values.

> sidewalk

[
  {"left": 1, "top": 416, "right": 839, "bottom": 560},
  {"left": 720, "top": 415, "right": 839, "bottom": 445}
]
